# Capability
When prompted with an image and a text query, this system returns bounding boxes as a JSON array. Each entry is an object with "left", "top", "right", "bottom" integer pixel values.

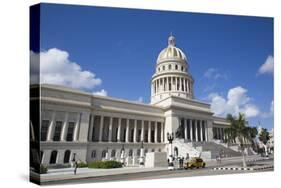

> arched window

[
  {"left": 91, "top": 150, "right": 96, "bottom": 158},
  {"left": 181, "top": 66, "right": 184, "bottom": 71},
  {"left": 168, "top": 64, "right": 172, "bottom": 70},
  {"left": 53, "top": 121, "right": 62, "bottom": 141},
  {"left": 128, "top": 149, "right": 133, "bottom": 157},
  {"left": 144, "top": 149, "right": 148, "bottom": 154},
  {"left": 101, "top": 150, "right": 107, "bottom": 158},
  {"left": 41, "top": 120, "right": 49, "bottom": 141},
  {"left": 151, "top": 149, "right": 155, "bottom": 152},
  {"left": 63, "top": 150, "right": 71, "bottom": 163},
  {"left": 158, "top": 148, "right": 161, "bottom": 152},
  {"left": 162, "top": 66, "right": 165, "bottom": 70},
  {"left": 175, "top": 65, "right": 178, "bottom": 70},
  {"left": 174, "top": 147, "right": 178, "bottom": 157},
  {"left": 158, "top": 68, "right": 160, "bottom": 72},
  {"left": 137, "top": 149, "right": 141, "bottom": 156},
  {"left": 49, "top": 150, "right": 57, "bottom": 164},
  {"left": 111, "top": 150, "right": 116, "bottom": 157}
]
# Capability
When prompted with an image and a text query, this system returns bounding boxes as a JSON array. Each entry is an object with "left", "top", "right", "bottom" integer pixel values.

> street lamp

[
  {"left": 167, "top": 132, "right": 175, "bottom": 170},
  {"left": 139, "top": 141, "right": 145, "bottom": 167},
  {"left": 120, "top": 144, "right": 125, "bottom": 166}
]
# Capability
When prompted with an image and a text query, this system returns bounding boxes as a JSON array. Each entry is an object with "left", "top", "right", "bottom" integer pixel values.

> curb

[
  {"left": 247, "top": 158, "right": 270, "bottom": 163},
  {"left": 213, "top": 167, "right": 254, "bottom": 171},
  {"left": 213, "top": 165, "right": 273, "bottom": 171}
]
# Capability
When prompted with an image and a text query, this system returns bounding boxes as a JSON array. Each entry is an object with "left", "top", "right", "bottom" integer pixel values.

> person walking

[{"left": 74, "top": 161, "right": 78, "bottom": 175}]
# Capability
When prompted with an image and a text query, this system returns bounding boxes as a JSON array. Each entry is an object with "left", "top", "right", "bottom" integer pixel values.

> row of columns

[
  {"left": 90, "top": 115, "right": 165, "bottom": 143},
  {"left": 152, "top": 76, "right": 192, "bottom": 95},
  {"left": 213, "top": 127, "right": 225, "bottom": 140},
  {"left": 45, "top": 111, "right": 80, "bottom": 142},
  {"left": 182, "top": 119, "right": 208, "bottom": 142}
]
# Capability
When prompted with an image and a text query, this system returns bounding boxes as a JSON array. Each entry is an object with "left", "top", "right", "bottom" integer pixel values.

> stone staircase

[
  {"left": 172, "top": 139, "right": 211, "bottom": 160},
  {"left": 192, "top": 141, "right": 242, "bottom": 159}
]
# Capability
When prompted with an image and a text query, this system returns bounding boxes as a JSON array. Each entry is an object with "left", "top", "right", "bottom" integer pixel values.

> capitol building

[{"left": 32, "top": 35, "right": 239, "bottom": 167}]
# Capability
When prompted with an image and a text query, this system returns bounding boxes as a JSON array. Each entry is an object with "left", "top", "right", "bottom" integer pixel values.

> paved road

[{"left": 42, "top": 158, "right": 273, "bottom": 185}]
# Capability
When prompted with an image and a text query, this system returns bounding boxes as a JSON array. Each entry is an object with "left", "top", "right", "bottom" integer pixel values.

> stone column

[
  {"left": 117, "top": 118, "right": 121, "bottom": 142},
  {"left": 179, "top": 77, "right": 182, "bottom": 91},
  {"left": 155, "top": 122, "right": 158, "bottom": 143},
  {"left": 125, "top": 119, "right": 130, "bottom": 142},
  {"left": 204, "top": 120, "right": 208, "bottom": 141},
  {"left": 47, "top": 111, "right": 56, "bottom": 141},
  {"left": 184, "top": 118, "right": 188, "bottom": 139},
  {"left": 189, "top": 119, "right": 193, "bottom": 141},
  {"left": 73, "top": 113, "right": 80, "bottom": 141},
  {"left": 183, "top": 78, "right": 186, "bottom": 92},
  {"left": 195, "top": 120, "right": 199, "bottom": 142},
  {"left": 88, "top": 114, "right": 95, "bottom": 141},
  {"left": 148, "top": 121, "right": 151, "bottom": 143},
  {"left": 133, "top": 119, "right": 137, "bottom": 143},
  {"left": 186, "top": 80, "right": 189, "bottom": 93},
  {"left": 99, "top": 116, "right": 104, "bottom": 142},
  {"left": 175, "top": 77, "right": 178, "bottom": 91},
  {"left": 141, "top": 120, "right": 144, "bottom": 142},
  {"left": 199, "top": 120, "right": 202, "bottom": 142},
  {"left": 161, "top": 122, "right": 164, "bottom": 142},
  {"left": 60, "top": 112, "right": 69, "bottom": 141},
  {"left": 108, "top": 117, "right": 113, "bottom": 142}
]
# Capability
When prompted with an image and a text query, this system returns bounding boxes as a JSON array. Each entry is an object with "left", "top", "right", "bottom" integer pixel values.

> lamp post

[
  {"left": 167, "top": 132, "right": 175, "bottom": 170},
  {"left": 139, "top": 141, "right": 145, "bottom": 167},
  {"left": 120, "top": 144, "right": 125, "bottom": 166}
]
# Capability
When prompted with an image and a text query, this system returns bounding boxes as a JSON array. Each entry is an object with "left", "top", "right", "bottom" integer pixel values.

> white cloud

[
  {"left": 31, "top": 48, "right": 102, "bottom": 90},
  {"left": 93, "top": 89, "right": 107, "bottom": 96},
  {"left": 204, "top": 68, "right": 228, "bottom": 80},
  {"left": 208, "top": 86, "right": 260, "bottom": 118},
  {"left": 258, "top": 55, "right": 274, "bottom": 75},
  {"left": 136, "top": 97, "right": 144, "bottom": 103}
]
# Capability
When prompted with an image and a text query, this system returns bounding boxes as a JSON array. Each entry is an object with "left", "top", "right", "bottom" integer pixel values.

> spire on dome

[{"left": 168, "top": 33, "right": 176, "bottom": 46}]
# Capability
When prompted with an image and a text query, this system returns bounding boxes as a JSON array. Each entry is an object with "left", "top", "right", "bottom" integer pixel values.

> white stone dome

[{"left": 157, "top": 35, "right": 187, "bottom": 63}]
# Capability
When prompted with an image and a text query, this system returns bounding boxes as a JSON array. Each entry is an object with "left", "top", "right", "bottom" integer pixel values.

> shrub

[
  {"left": 88, "top": 160, "right": 122, "bottom": 169},
  {"left": 40, "top": 165, "right": 48, "bottom": 174},
  {"left": 77, "top": 162, "right": 88, "bottom": 168}
]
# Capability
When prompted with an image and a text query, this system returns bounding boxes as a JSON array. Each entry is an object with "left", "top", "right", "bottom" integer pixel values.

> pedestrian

[{"left": 74, "top": 161, "right": 78, "bottom": 175}]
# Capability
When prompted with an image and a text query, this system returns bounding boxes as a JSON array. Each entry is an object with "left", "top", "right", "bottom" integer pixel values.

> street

[{"left": 41, "top": 157, "right": 273, "bottom": 185}]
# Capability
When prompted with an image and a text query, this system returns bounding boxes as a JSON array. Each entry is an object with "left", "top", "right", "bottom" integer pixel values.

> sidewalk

[
  {"left": 32, "top": 166, "right": 170, "bottom": 183},
  {"left": 31, "top": 154, "right": 268, "bottom": 183}
]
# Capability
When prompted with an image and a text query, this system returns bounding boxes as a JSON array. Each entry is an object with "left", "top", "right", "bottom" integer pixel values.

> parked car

[{"left": 184, "top": 157, "right": 206, "bottom": 169}]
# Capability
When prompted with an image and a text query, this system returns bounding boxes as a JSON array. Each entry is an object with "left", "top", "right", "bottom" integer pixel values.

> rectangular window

[
  {"left": 41, "top": 120, "right": 49, "bottom": 141},
  {"left": 53, "top": 121, "right": 62, "bottom": 141},
  {"left": 66, "top": 122, "right": 75, "bottom": 141}
]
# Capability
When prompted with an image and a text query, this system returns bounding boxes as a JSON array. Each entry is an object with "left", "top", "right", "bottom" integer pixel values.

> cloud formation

[
  {"left": 31, "top": 48, "right": 102, "bottom": 90},
  {"left": 207, "top": 86, "right": 260, "bottom": 118},
  {"left": 204, "top": 68, "right": 228, "bottom": 80},
  {"left": 93, "top": 89, "right": 107, "bottom": 96},
  {"left": 258, "top": 55, "right": 274, "bottom": 75}
]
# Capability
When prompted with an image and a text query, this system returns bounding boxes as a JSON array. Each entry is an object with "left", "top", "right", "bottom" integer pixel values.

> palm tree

[
  {"left": 258, "top": 128, "right": 270, "bottom": 156},
  {"left": 225, "top": 113, "right": 252, "bottom": 167}
]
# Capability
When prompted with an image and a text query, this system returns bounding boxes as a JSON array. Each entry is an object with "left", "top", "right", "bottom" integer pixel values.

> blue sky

[{"left": 36, "top": 3, "right": 274, "bottom": 130}]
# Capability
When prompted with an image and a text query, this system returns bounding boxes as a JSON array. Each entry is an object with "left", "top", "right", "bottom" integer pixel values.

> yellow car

[{"left": 184, "top": 157, "right": 206, "bottom": 169}]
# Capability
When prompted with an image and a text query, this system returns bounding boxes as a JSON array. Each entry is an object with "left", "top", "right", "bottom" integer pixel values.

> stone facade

[{"left": 32, "top": 35, "right": 231, "bottom": 167}]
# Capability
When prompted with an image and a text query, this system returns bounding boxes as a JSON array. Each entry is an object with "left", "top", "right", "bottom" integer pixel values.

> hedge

[
  {"left": 40, "top": 165, "right": 48, "bottom": 174},
  {"left": 88, "top": 160, "right": 122, "bottom": 169},
  {"left": 77, "top": 162, "right": 88, "bottom": 168}
]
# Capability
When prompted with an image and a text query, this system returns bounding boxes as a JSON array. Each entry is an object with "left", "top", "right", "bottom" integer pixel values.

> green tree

[
  {"left": 225, "top": 113, "right": 253, "bottom": 167},
  {"left": 258, "top": 128, "right": 270, "bottom": 156}
]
